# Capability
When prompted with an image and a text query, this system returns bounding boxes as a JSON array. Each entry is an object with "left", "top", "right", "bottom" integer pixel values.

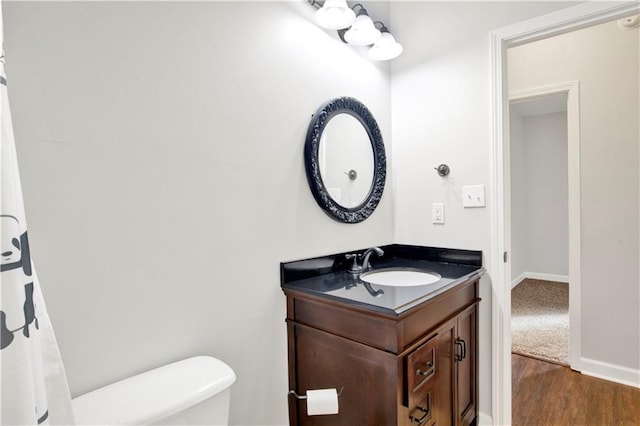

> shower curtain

[{"left": 1, "top": 5, "right": 75, "bottom": 425}]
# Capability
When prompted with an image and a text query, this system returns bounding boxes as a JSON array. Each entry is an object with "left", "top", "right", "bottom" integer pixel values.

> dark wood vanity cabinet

[{"left": 285, "top": 278, "right": 479, "bottom": 426}]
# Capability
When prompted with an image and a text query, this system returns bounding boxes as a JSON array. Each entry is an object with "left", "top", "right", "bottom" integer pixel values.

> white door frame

[
  {"left": 509, "top": 82, "right": 581, "bottom": 371},
  {"left": 489, "top": 2, "right": 640, "bottom": 424}
]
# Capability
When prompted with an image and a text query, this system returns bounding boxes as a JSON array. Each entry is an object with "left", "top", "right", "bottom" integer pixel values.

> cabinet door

[
  {"left": 288, "top": 322, "right": 399, "bottom": 426},
  {"left": 434, "top": 318, "right": 456, "bottom": 426},
  {"left": 455, "top": 305, "right": 477, "bottom": 426},
  {"left": 434, "top": 305, "right": 478, "bottom": 426}
]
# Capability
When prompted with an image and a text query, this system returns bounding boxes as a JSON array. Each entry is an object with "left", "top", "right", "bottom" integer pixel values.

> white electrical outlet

[{"left": 432, "top": 203, "right": 445, "bottom": 224}]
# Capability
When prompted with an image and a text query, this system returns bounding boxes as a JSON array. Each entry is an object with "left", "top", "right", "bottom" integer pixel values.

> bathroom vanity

[{"left": 281, "top": 245, "right": 483, "bottom": 426}]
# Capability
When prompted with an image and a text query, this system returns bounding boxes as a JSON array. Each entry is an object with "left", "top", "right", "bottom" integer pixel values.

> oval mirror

[{"left": 304, "top": 97, "right": 386, "bottom": 223}]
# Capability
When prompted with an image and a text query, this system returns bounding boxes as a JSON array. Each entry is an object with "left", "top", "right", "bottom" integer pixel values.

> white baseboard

[
  {"left": 478, "top": 411, "right": 493, "bottom": 425},
  {"left": 581, "top": 357, "right": 640, "bottom": 388},
  {"left": 511, "top": 272, "right": 527, "bottom": 288},
  {"left": 511, "top": 271, "right": 569, "bottom": 288}
]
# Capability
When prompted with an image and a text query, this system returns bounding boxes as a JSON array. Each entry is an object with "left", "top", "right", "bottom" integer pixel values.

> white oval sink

[{"left": 360, "top": 268, "right": 441, "bottom": 287}]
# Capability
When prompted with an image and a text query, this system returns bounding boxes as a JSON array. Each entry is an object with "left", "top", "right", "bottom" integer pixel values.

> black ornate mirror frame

[{"left": 304, "top": 97, "right": 386, "bottom": 223}]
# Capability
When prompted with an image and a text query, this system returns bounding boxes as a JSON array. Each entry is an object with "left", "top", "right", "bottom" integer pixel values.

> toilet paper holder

[{"left": 288, "top": 387, "right": 344, "bottom": 400}]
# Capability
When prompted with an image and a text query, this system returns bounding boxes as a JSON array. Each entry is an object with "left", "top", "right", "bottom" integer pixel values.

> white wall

[
  {"left": 508, "top": 19, "right": 639, "bottom": 372},
  {"left": 389, "top": 0, "right": 579, "bottom": 417},
  {"left": 3, "top": 2, "right": 393, "bottom": 425},
  {"left": 510, "top": 110, "right": 569, "bottom": 283},
  {"left": 509, "top": 110, "right": 527, "bottom": 281}
]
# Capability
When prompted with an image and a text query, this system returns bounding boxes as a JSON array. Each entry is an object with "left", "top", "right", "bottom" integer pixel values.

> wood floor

[{"left": 512, "top": 353, "right": 640, "bottom": 425}]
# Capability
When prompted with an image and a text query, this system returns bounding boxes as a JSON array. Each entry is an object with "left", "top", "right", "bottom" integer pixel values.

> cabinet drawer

[
  {"left": 408, "top": 391, "right": 435, "bottom": 426},
  {"left": 406, "top": 335, "right": 437, "bottom": 408}
]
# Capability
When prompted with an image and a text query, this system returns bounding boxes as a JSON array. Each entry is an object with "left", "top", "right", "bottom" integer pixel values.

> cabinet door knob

[{"left": 415, "top": 361, "right": 434, "bottom": 377}]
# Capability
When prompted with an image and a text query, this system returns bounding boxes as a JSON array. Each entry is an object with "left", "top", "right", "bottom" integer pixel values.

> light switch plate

[
  {"left": 462, "top": 185, "right": 485, "bottom": 208},
  {"left": 432, "top": 203, "right": 445, "bottom": 224}
]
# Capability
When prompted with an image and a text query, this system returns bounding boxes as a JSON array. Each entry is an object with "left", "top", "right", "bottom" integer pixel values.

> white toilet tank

[{"left": 72, "top": 356, "right": 236, "bottom": 425}]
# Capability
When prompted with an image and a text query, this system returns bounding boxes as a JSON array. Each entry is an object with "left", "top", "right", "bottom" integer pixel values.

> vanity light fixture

[
  {"left": 368, "top": 22, "right": 404, "bottom": 61},
  {"left": 313, "top": 0, "right": 356, "bottom": 30},
  {"left": 308, "top": 0, "right": 403, "bottom": 61},
  {"left": 343, "top": 4, "right": 381, "bottom": 46}
]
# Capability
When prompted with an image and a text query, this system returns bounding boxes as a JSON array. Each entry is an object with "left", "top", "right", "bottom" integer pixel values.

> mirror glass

[
  {"left": 318, "top": 114, "right": 374, "bottom": 208},
  {"left": 304, "top": 97, "right": 386, "bottom": 223}
]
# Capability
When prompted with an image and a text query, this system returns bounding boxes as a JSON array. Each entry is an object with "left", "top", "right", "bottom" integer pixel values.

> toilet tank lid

[{"left": 72, "top": 356, "right": 236, "bottom": 425}]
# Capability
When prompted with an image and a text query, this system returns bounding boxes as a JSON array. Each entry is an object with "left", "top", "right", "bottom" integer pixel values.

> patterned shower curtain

[{"left": 1, "top": 4, "right": 75, "bottom": 425}]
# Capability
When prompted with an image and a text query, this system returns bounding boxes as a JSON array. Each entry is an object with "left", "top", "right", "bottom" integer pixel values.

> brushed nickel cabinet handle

[
  {"left": 409, "top": 392, "right": 431, "bottom": 426},
  {"left": 409, "top": 405, "right": 430, "bottom": 424},
  {"left": 416, "top": 361, "right": 434, "bottom": 377}
]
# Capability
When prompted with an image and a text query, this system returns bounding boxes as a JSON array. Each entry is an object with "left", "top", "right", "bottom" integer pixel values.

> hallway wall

[{"left": 510, "top": 110, "right": 569, "bottom": 284}]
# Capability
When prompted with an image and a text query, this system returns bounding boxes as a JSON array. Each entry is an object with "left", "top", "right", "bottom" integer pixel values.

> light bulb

[
  {"left": 315, "top": 0, "right": 356, "bottom": 30},
  {"left": 344, "top": 12, "right": 381, "bottom": 46},
  {"left": 368, "top": 32, "right": 403, "bottom": 61}
]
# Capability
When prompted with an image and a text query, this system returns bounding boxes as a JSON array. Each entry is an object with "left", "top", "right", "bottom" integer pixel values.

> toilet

[{"left": 72, "top": 356, "right": 236, "bottom": 425}]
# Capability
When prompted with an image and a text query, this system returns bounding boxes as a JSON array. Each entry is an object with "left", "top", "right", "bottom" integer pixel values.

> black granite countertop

[{"left": 281, "top": 244, "right": 484, "bottom": 315}]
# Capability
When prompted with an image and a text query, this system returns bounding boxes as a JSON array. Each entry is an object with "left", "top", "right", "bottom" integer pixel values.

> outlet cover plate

[{"left": 432, "top": 202, "right": 445, "bottom": 224}]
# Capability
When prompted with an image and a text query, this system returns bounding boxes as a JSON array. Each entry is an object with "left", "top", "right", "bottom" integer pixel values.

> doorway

[
  {"left": 489, "top": 2, "right": 639, "bottom": 424},
  {"left": 509, "top": 93, "right": 571, "bottom": 366}
]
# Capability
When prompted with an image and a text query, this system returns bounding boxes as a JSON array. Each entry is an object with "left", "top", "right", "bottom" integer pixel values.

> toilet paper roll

[{"left": 306, "top": 388, "right": 339, "bottom": 416}]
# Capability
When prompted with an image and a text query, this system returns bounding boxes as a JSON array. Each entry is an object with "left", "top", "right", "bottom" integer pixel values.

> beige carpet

[{"left": 511, "top": 279, "right": 568, "bottom": 364}]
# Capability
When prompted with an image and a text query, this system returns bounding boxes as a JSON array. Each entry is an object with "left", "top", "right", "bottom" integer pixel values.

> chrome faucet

[
  {"left": 346, "top": 247, "right": 384, "bottom": 274},
  {"left": 362, "top": 246, "right": 384, "bottom": 270}
]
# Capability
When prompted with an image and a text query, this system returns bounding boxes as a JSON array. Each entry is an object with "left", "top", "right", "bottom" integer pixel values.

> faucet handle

[{"left": 345, "top": 253, "right": 362, "bottom": 273}]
